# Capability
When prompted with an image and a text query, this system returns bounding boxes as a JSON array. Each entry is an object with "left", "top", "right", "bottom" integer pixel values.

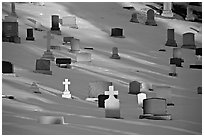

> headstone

[
  {"left": 62, "top": 79, "right": 72, "bottom": 99},
  {"left": 110, "top": 47, "right": 120, "bottom": 59},
  {"left": 2, "top": 22, "right": 21, "bottom": 43},
  {"left": 145, "top": 9, "right": 157, "bottom": 26},
  {"left": 169, "top": 64, "right": 177, "bottom": 76},
  {"left": 165, "top": 29, "right": 177, "bottom": 47},
  {"left": 155, "top": 86, "right": 174, "bottom": 106},
  {"left": 61, "top": 16, "right": 78, "bottom": 29},
  {"left": 2, "top": 61, "right": 14, "bottom": 74},
  {"left": 181, "top": 32, "right": 196, "bottom": 49},
  {"left": 104, "top": 86, "right": 120, "bottom": 118},
  {"left": 88, "top": 81, "right": 112, "bottom": 98},
  {"left": 170, "top": 58, "right": 183, "bottom": 67},
  {"left": 110, "top": 28, "right": 125, "bottom": 38},
  {"left": 30, "top": 82, "right": 41, "bottom": 94},
  {"left": 63, "top": 37, "right": 74, "bottom": 45},
  {"left": 41, "top": 31, "right": 55, "bottom": 61},
  {"left": 26, "top": 28, "right": 35, "bottom": 41},
  {"left": 70, "top": 38, "right": 80, "bottom": 52},
  {"left": 34, "top": 59, "right": 52, "bottom": 75},
  {"left": 185, "top": 6, "right": 195, "bottom": 21},
  {"left": 195, "top": 48, "right": 202, "bottom": 56},
  {"left": 137, "top": 93, "right": 147, "bottom": 108},
  {"left": 98, "top": 94, "right": 118, "bottom": 108},
  {"left": 197, "top": 87, "right": 202, "bottom": 94},
  {"left": 11, "top": 2, "right": 17, "bottom": 17},
  {"left": 76, "top": 52, "right": 91, "bottom": 62},
  {"left": 129, "top": 81, "right": 141, "bottom": 95},
  {"left": 161, "top": 2, "right": 174, "bottom": 18},
  {"left": 50, "top": 15, "right": 61, "bottom": 35},
  {"left": 130, "top": 12, "right": 139, "bottom": 23},
  {"left": 50, "top": 45, "right": 61, "bottom": 50},
  {"left": 56, "top": 58, "right": 71, "bottom": 66},
  {"left": 173, "top": 48, "right": 182, "bottom": 59},
  {"left": 84, "top": 47, "right": 94, "bottom": 50},
  {"left": 38, "top": 116, "right": 64, "bottom": 124}
]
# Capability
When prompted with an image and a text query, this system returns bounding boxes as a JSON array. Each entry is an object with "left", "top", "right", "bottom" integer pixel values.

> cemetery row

[{"left": 2, "top": 2, "right": 202, "bottom": 123}]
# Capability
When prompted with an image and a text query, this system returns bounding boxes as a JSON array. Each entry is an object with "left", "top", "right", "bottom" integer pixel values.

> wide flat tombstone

[
  {"left": 56, "top": 58, "right": 71, "bottom": 67},
  {"left": 61, "top": 16, "right": 78, "bottom": 29},
  {"left": 76, "top": 52, "right": 91, "bottom": 62},
  {"left": 50, "top": 15, "right": 61, "bottom": 35},
  {"left": 105, "top": 86, "right": 120, "bottom": 118},
  {"left": 70, "top": 38, "right": 80, "bottom": 52},
  {"left": 41, "top": 31, "right": 55, "bottom": 61},
  {"left": 110, "top": 47, "right": 120, "bottom": 59},
  {"left": 62, "top": 79, "right": 72, "bottom": 99},
  {"left": 38, "top": 116, "right": 64, "bottom": 124},
  {"left": 130, "top": 12, "right": 139, "bottom": 23},
  {"left": 169, "top": 64, "right": 177, "bottom": 76},
  {"left": 34, "top": 59, "right": 52, "bottom": 75},
  {"left": 129, "top": 81, "right": 141, "bottom": 95},
  {"left": 145, "top": 9, "right": 157, "bottom": 26},
  {"left": 139, "top": 98, "right": 172, "bottom": 120},
  {"left": 26, "top": 28, "right": 35, "bottom": 41},
  {"left": 170, "top": 58, "right": 183, "bottom": 67},
  {"left": 110, "top": 28, "right": 125, "bottom": 38},
  {"left": 165, "top": 29, "right": 177, "bottom": 47},
  {"left": 155, "top": 86, "right": 174, "bottom": 106},
  {"left": 2, "top": 61, "right": 14, "bottom": 74},
  {"left": 161, "top": 2, "right": 174, "bottom": 18},
  {"left": 137, "top": 93, "right": 147, "bottom": 108},
  {"left": 181, "top": 32, "right": 196, "bottom": 49}
]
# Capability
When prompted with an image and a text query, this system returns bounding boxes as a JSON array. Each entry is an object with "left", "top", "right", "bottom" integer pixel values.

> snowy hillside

[{"left": 2, "top": 2, "right": 202, "bottom": 135}]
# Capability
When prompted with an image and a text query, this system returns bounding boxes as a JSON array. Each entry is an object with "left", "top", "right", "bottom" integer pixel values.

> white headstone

[
  {"left": 62, "top": 16, "right": 78, "bottom": 29},
  {"left": 70, "top": 38, "right": 80, "bottom": 52},
  {"left": 104, "top": 86, "right": 120, "bottom": 118},
  {"left": 62, "top": 79, "right": 72, "bottom": 98},
  {"left": 162, "top": 2, "right": 173, "bottom": 17},
  {"left": 137, "top": 93, "right": 147, "bottom": 108}
]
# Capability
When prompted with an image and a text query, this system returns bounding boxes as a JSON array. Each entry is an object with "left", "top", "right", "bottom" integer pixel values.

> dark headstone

[
  {"left": 110, "top": 47, "right": 120, "bottom": 59},
  {"left": 2, "top": 61, "right": 13, "bottom": 73},
  {"left": 170, "top": 58, "right": 184, "bottom": 67},
  {"left": 2, "top": 22, "right": 20, "bottom": 43},
  {"left": 130, "top": 12, "right": 139, "bottom": 23},
  {"left": 26, "top": 28, "right": 35, "bottom": 41},
  {"left": 189, "top": 64, "right": 202, "bottom": 69},
  {"left": 84, "top": 47, "right": 94, "bottom": 50},
  {"left": 129, "top": 81, "right": 141, "bottom": 95},
  {"left": 145, "top": 9, "right": 157, "bottom": 26},
  {"left": 98, "top": 94, "right": 118, "bottom": 108},
  {"left": 51, "top": 15, "right": 60, "bottom": 31},
  {"left": 56, "top": 58, "right": 71, "bottom": 65},
  {"left": 197, "top": 87, "right": 202, "bottom": 94},
  {"left": 181, "top": 32, "right": 196, "bottom": 49},
  {"left": 34, "top": 59, "right": 52, "bottom": 75},
  {"left": 165, "top": 29, "right": 177, "bottom": 47},
  {"left": 110, "top": 28, "right": 125, "bottom": 38},
  {"left": 195, "top": 48, "right": 202, "bottom": 56}
]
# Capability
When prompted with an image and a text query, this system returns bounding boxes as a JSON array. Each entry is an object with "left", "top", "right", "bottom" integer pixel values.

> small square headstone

[
  {"left": 2, "top": 61, "right": 14, "bottom": 74},
  {"left": 34, "top": 59, "right": 52, "bottom": 75},
  {"left": 181, "top": 32, "right": 196, "bottom": 49},
  {"left": 110, "top": 28, "right": 125, "bottom": 38},
  {"left": 130, "top": 12, "right": 139, "bottom": 23},
  {"left": 197, "top": 87, "right": 202, "bottom": 94},
  {"left": 129, "top": 81, "right": 141, "bottom": 95}
]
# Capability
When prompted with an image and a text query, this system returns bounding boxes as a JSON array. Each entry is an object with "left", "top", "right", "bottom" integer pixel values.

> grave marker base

[
  {"left": 181, "top": 44, "right": 196, "bottom": 49},
  {"left": 139, "top": 114, "right": 172, "bottom": 120},
  {"left": 41, "top": 51, "right": 55, "bottom": 61},
  {"left": 145, "top": 20, "right": 157, "bottom": 26},
  {"left": 110, "top": 35, "right": 125, "bottom": 38},
  {"left": 165, "top": 40, "right": 177, "bottom": 47},
  {"left": 26, "top": 37, "right": 35, "bottom": 41},
  {"left": 110, "top": 54, "right": 121, "bottom": 59},
  {"left": 62, "top": 92, "right": 72, "bottom": 99},
  {"left": 189, "top": 64, "right": 202, "bottom": 69},
  {"left": 50, "top": 30, "right": 61, "bottom": 35},
  {"left": 33, "top": 70, "right": 52, "bottom": 75}
]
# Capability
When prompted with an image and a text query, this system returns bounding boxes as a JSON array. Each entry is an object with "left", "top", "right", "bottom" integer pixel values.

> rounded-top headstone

[
  {"left": 143, "top": 98, "right": 167, "bottom": 115},
  {"left": 130, "top": 12, "right": 139, "bottom": 23},
  {"left": 165, "top": 29, "right": 177, "bottom": 47},
  {"left": 110, "top": 28, "right": 125, "bottom": 38},
  {"left": 182, "top": 32, "right": 196, "bottom": 49},
  {"left": 129, "top": 81, "right": 141, "bottom": 95},
  {"left": 145, "top": 9, "right": 157, "bottom": 26},
  {"left": 111, "top": 47, "right": 120, "bottom": 59}
]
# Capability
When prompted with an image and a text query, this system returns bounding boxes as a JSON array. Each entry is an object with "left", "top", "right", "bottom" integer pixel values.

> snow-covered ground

[{"left": 2, "top": 2, "right": 202, "bottom": 135}]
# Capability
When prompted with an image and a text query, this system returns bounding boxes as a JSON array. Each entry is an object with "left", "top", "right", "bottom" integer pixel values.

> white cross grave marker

[
  {"left": 62, "top": 78, "right": 72, "bottom": 98},
  {"left": 104, "top": 86, "right": 120, "bottom": 118},
  {"left": 43, "top": 31, "right": 54, "bottom": 51}
]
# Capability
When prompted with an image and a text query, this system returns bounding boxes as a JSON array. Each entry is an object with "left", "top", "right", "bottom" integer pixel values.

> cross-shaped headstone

[
  {"left": 63, "top": 79, "right": 70, "bottom": 92},
  {"left": 105, "top": 86, "right": 118, "bottom": 97},
  {"left": 43, "top": 31, "right": 54, "bottom": 51}
]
